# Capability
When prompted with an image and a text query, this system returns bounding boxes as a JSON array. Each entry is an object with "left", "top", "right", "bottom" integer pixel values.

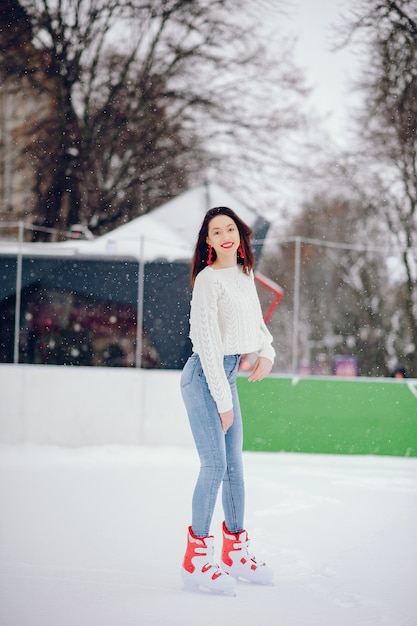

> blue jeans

[{"left": 180, "top": 353, "right": 244, "bottom": 537}]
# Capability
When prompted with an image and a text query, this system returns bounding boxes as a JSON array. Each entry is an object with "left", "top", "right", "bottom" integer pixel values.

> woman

[{"left": 180, "top": 206, "right": 275, "bottom": 595}]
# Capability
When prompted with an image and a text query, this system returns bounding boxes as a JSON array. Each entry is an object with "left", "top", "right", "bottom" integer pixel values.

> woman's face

[{"left": 206, "top": 214, "right": 240, "bottom": 265}]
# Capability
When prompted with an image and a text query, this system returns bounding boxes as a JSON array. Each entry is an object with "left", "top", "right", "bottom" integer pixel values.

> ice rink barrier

[{"left": 1, "top": 365, "right": 416, "bottom": 455}]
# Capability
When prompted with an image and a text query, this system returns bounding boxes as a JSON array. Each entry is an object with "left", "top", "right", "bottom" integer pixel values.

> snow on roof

[
  {"left": 60, "top": 212, "right": 191, "bottom": 261},
  {"left": 88, "top": 182, "right": 257, "bottom": 260}
]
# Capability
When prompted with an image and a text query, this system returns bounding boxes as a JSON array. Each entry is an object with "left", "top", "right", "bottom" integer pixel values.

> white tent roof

[
  {"left": 84, "top": 182, "right": 256, "bottom": 261},
  {"left": 0, "top": 183, "right": 257, "bottom": 262}
]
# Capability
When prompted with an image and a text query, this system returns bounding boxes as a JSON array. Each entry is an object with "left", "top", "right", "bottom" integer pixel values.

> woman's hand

[
  {"left": 248, "top": 356, "right": 272, "bottom": 382},
  {"left": 219, "top": 409, "right": 234, "bottom": 434}
]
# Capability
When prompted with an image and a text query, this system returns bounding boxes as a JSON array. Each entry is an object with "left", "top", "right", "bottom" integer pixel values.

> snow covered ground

[{"left": 0, "top": 444, "right": 416, "bottom": 626}]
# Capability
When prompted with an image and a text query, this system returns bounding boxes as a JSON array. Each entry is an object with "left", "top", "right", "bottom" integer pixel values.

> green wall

[{"left": 237, "top": 376, "right": 417, "bottom": 456}]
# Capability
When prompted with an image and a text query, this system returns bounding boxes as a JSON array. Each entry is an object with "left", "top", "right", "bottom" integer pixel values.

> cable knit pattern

[{"left": 189, "top": 265, "right": 275, "bottom": 413}]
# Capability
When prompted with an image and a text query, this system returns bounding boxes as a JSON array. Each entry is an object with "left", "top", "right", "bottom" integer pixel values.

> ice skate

[
  {"left": 221, "top": 521, "right": 273, "bottom": 585},
  {"left": 181, "top": 526, "right": 236, "bottom": 595}
]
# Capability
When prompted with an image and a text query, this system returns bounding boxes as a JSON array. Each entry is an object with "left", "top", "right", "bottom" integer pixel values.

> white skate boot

[
  {"left": 221, "top": 521, "right": 273, "bottom": 585},
  {"left": 181, "top": 526, "right": 236, "bottom": 595}
]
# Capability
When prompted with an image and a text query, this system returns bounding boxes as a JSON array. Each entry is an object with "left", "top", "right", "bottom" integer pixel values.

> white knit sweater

[{"left": 189, "top": 265, "right": 275, "bottom": 413}]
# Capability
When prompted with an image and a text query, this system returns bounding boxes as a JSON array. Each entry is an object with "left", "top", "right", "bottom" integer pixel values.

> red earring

[
  {"left": 238, "top": 243, "right": 245, "bottom": 259},
  {"left": 207, "top": 244, "right": 213, "bottom": 265}
]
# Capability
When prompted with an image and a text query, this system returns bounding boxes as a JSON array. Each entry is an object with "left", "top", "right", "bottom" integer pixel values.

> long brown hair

[{"left": 191, "top": 207, "right": 254, "bottom": 285}]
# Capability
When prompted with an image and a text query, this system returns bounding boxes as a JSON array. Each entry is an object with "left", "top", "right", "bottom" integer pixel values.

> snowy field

[{"left": 0, "top": 444, "right": 416, "bottom": 626}]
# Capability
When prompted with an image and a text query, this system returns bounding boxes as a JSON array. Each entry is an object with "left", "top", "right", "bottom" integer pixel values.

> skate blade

[
  {"left": 181, "top": 571, "right": 236, "bottom": 596},
  {"left": 237, "top": 577, "right": 274, "bottom": 586},
  {"left": 183, "top": 583, "right": 236, "bottom": 596},
  {"left": 223, "top": 566, "right": 274, "bottom": 586}
]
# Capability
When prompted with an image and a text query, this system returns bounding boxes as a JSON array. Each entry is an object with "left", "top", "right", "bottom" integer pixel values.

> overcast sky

[{"left": 288, "top": 0, "right": 362, "bottom": 144}]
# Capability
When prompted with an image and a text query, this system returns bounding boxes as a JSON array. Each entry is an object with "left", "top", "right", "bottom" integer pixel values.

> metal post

[
  {"left": 204, "top": 179, "right": 211, "bottom": 210},
  {"left": 13, "top": 221, "right": 24, "bottom": 364},
  {"left": 292, "top": 237, "right": 301, "bottom": 373},
  {"left": 135, "top": 236, "right": 145, "bottom": 368}
]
